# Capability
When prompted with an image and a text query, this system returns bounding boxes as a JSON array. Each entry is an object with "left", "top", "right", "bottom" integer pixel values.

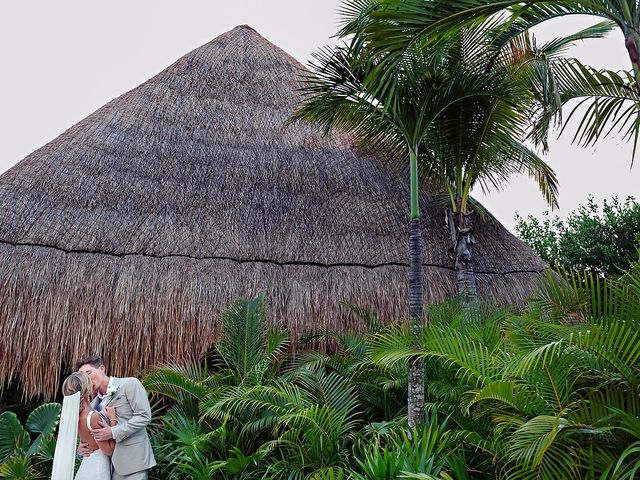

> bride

[{"left": 51, "top": 372, "right": 116, "bottom": 479}]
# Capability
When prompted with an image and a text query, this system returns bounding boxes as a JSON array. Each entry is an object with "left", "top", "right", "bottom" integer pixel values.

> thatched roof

[{"left": 0, "top": 25, "right": 546, "bottom": 398}]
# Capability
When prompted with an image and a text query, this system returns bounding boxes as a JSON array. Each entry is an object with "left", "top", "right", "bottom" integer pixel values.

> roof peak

[{"left": 231, "top": 24, "right": 259, "bottom": 34}]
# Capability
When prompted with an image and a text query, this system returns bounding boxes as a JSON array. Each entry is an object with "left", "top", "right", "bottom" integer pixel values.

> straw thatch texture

[{"left": 0, "top": 25, "right": 546, "bottom": 398}]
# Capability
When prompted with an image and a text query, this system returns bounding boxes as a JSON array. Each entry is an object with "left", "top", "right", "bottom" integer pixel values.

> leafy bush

[{"left": 515, "top": 196, "right": 640, "bottom": 274}]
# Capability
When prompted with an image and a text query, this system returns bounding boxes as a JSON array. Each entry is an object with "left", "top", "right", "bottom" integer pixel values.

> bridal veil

[{"left": 51, "top": 391, "right": 80, "bottom": 479}]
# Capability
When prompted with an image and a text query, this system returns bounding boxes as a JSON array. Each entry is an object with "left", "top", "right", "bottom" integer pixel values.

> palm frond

[
  {"left": 506, "top": 414, "right": 582, "bottom": 480},
  {"left": 217, "top": 295, "right": 269, "bottom": 384},
  {"left": 24, "top": 403, "right": 61, "bottom": 456},
  {"left": 143, "top": 366, "right": 211, "bottom": 401},
  {"left": 309, "top": 467, "right": 353, "bottom": 480},
  {"left": 552, "top": 59, "right": 640, "bottom": 161},
  {"left": 539, "top": 21, "right": 618, "bottom": 58},
  {"left": 492, "top": 2, "right": 618, "bottom": 53},
  {"left": 463, "top": 380, "right": 547, "bottom": 417}
]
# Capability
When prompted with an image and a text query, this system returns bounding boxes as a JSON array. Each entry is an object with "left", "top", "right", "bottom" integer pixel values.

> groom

[{"left": 77, "top": 355, "right": 156, "bottom": 479}]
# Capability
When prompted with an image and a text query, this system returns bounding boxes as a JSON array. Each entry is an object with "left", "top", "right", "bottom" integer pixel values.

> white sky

[{"left": 1, "top": 1, "right": 638, "bottom": 232}]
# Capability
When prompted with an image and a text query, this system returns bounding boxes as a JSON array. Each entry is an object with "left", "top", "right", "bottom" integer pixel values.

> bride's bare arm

[{"left": 90, "top": 412, "right": 115, "bottom": 456}]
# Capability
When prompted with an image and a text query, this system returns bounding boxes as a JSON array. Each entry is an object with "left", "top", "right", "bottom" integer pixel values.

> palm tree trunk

[
  {"left": 407, "top": 147, "right": 424, "bottom": 428},
  {"left": 408, "top": 217, "right": 425, "bottom": 428},
  {"left": 447, "top": 196, "right": 477, "bottom": 306},
  {"left": 455, "top": 251, "right": 477, "bottom": 305},
  {"left": 625, "top": 30, "right": 640, "bottom": 88}
]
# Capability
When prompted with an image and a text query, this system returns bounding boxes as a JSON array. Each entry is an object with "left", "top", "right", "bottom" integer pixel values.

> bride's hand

[{"left": 104, "top": 406, "right": 116, "bottom": 425}]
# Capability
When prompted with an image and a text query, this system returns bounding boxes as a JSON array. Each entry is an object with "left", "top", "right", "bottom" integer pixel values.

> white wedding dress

[
  {"left": 74, "top": 411, "right": 111, "bottom": 479},
  {"left": 51, "top": 393, "right": 111, "bottom": 480}
]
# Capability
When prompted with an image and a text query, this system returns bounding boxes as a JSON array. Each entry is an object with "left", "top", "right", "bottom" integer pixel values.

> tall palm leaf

[
  {"left": 215, "top": 295, "right": 290, "bottom": 386},
  {"left": 553, "top": 58, "right": 640, "bottom": 157}
]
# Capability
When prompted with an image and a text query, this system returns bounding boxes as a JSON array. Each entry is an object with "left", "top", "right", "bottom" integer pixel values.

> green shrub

[{"left": 515, "top": 196, "right": 640, "bottom": 274}]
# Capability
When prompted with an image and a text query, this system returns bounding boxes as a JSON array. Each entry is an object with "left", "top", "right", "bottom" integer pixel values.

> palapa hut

[{"left": 0, "top": 26, "right": 546, "bottom": 398}]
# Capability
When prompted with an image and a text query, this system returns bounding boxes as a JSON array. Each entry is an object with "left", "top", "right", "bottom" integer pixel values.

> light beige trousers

[{"left": 112, "top": 471, "right": 148, "bottom": 480}]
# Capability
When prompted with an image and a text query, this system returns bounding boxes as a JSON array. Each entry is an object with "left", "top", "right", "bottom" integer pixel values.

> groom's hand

[
  {"left": 78, "top": 441, "right": 95, "bottom": 457},
  {"left": 91, "top": 421, "right": 113, "bottom": 442}
]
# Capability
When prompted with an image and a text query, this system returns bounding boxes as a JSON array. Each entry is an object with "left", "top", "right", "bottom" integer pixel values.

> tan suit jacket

[{"left": 93, "top": 376, "right": 156, "bottom": 476}]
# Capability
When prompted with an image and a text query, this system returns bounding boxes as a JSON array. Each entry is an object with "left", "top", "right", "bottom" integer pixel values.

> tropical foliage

[
  {"left": 368, "top": 261, "right": 640, "bottom": 479},
  {"left": 138, "top": 256, "right": 640, "bottom": 479},
  {"left": 0, "top": 403, "right": 61, "bottom": 479},
  {"left": 2, "top": 258, "right": 640, "bottom": 478},
  {"left": 516, "top": 195, "right": 640, "bottom": 274}
]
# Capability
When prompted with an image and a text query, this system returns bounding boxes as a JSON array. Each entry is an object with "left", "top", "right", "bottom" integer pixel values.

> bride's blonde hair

[{"left": 61, "top": 371, "right": 93, "bottom": 400}]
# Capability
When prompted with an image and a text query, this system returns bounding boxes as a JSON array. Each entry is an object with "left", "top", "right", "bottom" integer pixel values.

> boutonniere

[{"left": 106, "top": 384, "right": 119, "bottom": 397}]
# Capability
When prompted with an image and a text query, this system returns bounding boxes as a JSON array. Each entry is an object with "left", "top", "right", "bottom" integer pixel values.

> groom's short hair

[{"left": 75, "top": 355, "right": 103, "bottom": 371}]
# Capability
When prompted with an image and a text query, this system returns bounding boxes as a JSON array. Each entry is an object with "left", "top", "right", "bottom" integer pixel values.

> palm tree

[
  {"left": 294, "top": 25, "right": 525, "bottom": 426},
  {"left": 347, "top": 0, "right": 640, "bottom": 157},
  {"left": 294, "top": 9, "right": 608, "bottom": 425},
  {"left": 414, "top": 28, "right": 569, "bottom": 303}
]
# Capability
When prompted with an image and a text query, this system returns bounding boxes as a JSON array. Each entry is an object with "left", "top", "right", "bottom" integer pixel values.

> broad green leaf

[{"left": 0, "top": 412, "right": 30, "bottom": 463}]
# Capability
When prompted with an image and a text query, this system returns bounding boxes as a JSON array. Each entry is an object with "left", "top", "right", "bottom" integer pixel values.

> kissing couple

[{"left": 51, "top": 355, "right": 156, "bottom": 479}]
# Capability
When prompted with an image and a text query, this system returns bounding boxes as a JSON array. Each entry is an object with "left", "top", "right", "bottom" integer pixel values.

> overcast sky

[{"left": 1, "top": 1, "right": 638, "bottom": 231}]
